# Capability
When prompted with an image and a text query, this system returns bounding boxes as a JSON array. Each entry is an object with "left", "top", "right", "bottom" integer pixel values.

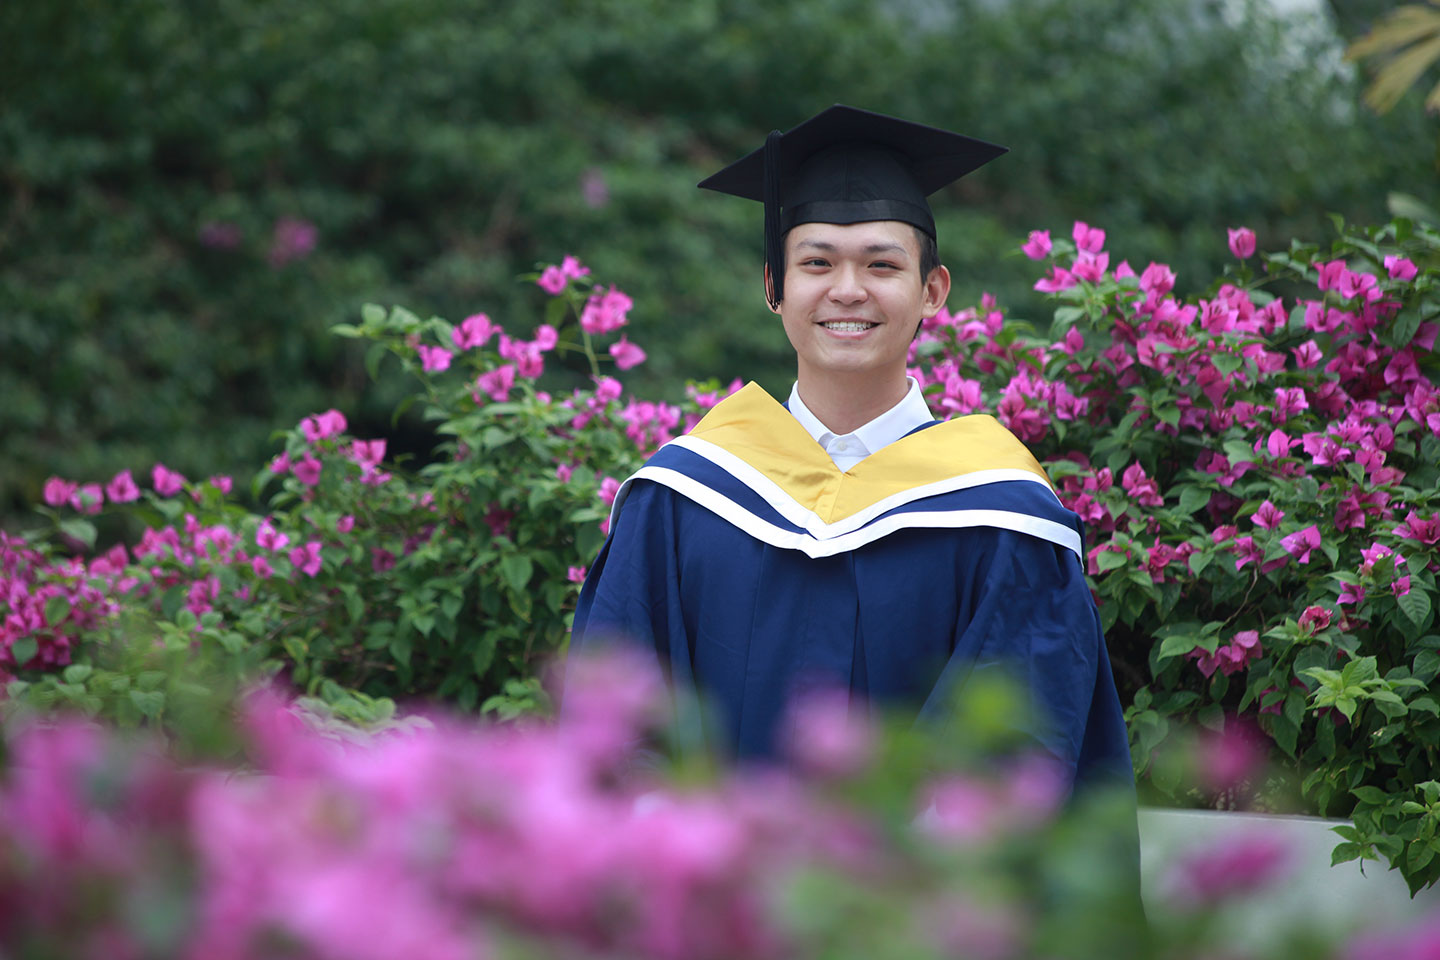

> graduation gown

[{"left": 570, "top": 383, "right": 1133, "bottom": 791}]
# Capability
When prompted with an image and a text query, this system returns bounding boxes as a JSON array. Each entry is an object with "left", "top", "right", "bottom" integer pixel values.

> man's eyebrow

[{"left": 794, "top": 239, "right": 911, "bottom": 256}]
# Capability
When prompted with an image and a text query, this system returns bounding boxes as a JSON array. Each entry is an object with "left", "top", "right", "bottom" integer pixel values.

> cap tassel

[{"left": 763, "top": 129, "right": 783, "bottom": 308}]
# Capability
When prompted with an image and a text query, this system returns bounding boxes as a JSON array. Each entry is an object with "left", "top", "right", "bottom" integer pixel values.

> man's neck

[{"left": 794, "top": 369, "right": 910, "bottom": 435}]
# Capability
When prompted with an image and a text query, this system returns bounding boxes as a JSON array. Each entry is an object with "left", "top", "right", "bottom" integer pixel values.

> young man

[{"left": 570, "top": 106, "right": 1132, "bottom": 792}]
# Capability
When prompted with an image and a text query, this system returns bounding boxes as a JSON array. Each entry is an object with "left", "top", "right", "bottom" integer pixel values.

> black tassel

[{"left": 763, "top": 129, "right": 783, "bottom": 308}]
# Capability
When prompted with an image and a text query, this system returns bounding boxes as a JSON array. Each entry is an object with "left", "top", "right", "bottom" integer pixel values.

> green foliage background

[{"left": 2, "top": 0, "right": 1436, "bottom": 522}]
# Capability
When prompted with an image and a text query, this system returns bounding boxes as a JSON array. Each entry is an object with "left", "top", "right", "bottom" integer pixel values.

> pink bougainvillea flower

[
  {"left": 536, "top": 265, "right": 568, "bottom": 295},
  {"left": 609, "top": 336, "right": 647, "bottom": 371},
  {"left": 475, "top": 365, "right": 517, "bottom": 403},
  {"left": 1252, "top": 500, "right": 1285, "bottom": 530},
  {"left": 351, "top": 439, "right": 386, "bottom": 467},
  {"left": 580, "top": 286, "right": 633, "bottom": 335},
  {"left": 209, "top": 475, "right": 233, "bottom": 495},
  {"left": 289, "top": 541, "right": 323, "bottom": 577},
  {"left": 269, "top": 451, "right": 292, "bottom": 475},
  {"left": 1139, "top": 262, "right": 1176, "bottom": 297},
  {"left": 593, "top": 375, "right": 624, "bottom": 404},
  {"left": 1292, "top": 339, "right": 1323, "bottom": 369},
  {"left": 151, "top": 464, "right": 186, "bottom": 497},
  {"left": 300, "top": 409, "right": 347, "bottom": 444},
  {"left": 1021, "top": 229, "right": 1052, "bottom": 260},
  {"left": 783, "top": 688, "right": 876, "bottom": 780},
  {"left": 566, "top": 565, "right": 587, "bottom": 583},
  {"left": 70, "top": 483, "right": 103, "bottom": 515},
  {"left": 417, "top": 345, "right": 453, "bottom": 372},
  {"left": 256, "top": 520, "right": 290, "bottom": 552},
  {"left": 1315, "top": 259, "right": 1348, "bottom": 292},
  {"left": 1120, "top": 463, "right": 1163, "bottom": 507},
  {"left": 1227, "top": 227, "right": 1256, "bottom": 259},
  {"left": 533, "top": 324, "right": 559, "bottom": 351},
  {"left": 555, "top": 464, "right": 574, "bottom": 483},
  {"left": 451, "top": 313, "right": 499, "bottom": 351},
  {"left": 1072, "top": 220, "right": 1105, "bottom": 253},
  {"left": 336, "top": 515, "right": 356, "bottom": 534},
  {"left": 1195, "top": 716, "right": 1266, "bottom": 793},
  {"left": 42, "top": 476, "right": 78, "bottom": 507},
  {"left": 1384, "top": 255, "right": 1419, "bottom": 281},
  {"left": 371, "top": 547, "right": 396, "bottom": 573},
  {"left": 105, "top": 469, "right": 141, "bottom": 504},
  {"left": 598, "top": 476, "right": 621, "bottom": 507},
  {"left": 1298, "top": 605, "right": 1332, "bottom": 634},
  {"left": 1033, "top": 265, "right": 1076, "bottom": 293},
  {"left": 267, "top": 216, "right": 317, "bottom": 267},
  {"left": 1265, "top": 428, "right": 1297, "bottom": 459},
  {"left": 251, "top": 555, "right": 274, "bottom": 579},
  {"left": 561, "top": 255, "right": 590, "bottom": 279},
  {"left": 1396, "top": 510, "right": 1440, "bottom": 545},
  {"left": 293, "top": 453, "right": 322, "bottom": 487},
  {"left": 1165, "top": 833, "right": 1292, "bottom": 906},
  {"left": 1280, "top": 525, "right": 1322, "bottom": 564}
]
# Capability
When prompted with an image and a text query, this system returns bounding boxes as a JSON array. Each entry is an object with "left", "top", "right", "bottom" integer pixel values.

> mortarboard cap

[{"left": 698, "top": 104, "right": 1007, "bottom": 307}]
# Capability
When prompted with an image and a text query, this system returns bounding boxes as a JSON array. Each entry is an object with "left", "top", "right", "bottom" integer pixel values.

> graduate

[{"left": 570, "top": 105, "right": 1133, "bottom": 793}]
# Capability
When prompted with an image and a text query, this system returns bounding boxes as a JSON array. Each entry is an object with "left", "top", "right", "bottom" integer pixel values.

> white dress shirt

[{"left": 786, "top": 378, "right": 934, "bottom": 472}]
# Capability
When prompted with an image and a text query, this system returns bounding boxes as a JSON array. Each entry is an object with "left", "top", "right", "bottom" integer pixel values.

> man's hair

[{"left": 914, "top": 227, "right": 941, "bottom": 285}]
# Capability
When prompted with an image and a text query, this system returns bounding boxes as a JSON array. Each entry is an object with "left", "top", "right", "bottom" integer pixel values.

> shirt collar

[{"left": 787, "top": 377, "right": 934, "bottom": 453}]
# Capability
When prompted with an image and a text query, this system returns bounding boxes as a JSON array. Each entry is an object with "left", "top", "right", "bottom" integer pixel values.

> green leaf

[
  {"left": 62, "top": 664, "right": 93, "bottom": 684},
  {"left": 58, "top": 518, "right": 97, "bottom": 549},
  {"left": 498, "top": 554, "right": 533, "bottom": 593},
  {"left": 1187, "top": 550, "right": 1213, "bottom": 576},
  {"left": 1211, "top": 352, "right": 1243, "bottom": 376},
  {"left": 389, "top": 634, "right": 412, "bottom": 669},
  {"left": 472, "top": 632, "right": 498, "bottom": 680},
  {"left": 1398, "top": 588, "right": 1433, "bottom": 629},
  {"left": 1331, "top": 842, "right": 1363, "bottom": 867},
  {"left": 1158, "top": 634, "right": 1203, "bottom": 661},
  {"left": 361, "top": 304, "right": 386, "bottom": 326},
  {"left": 1052, "top": 305, "right": 1085, "bottom": 328},
  {"left": 128, "top": 690, "right": 165, "bottom": 719},
  {"left": 1096, "top": 550, "right": 1128, "bottom": 573},
  {"left": 10, "top": 637, "right": 37, "bottom": 667},
  {"left": 365, "top": 341, "right": 388, "bottom": 381},
  {"left": 330, "top": 323, "right": 362, "bottom": 338},
  {"left": 1353, "top": 785, "right": 1394, "bottom": 806},
  {"left": 43, "top": 595, "right": 71, "bottom": 626},
  {"left": 1177, "top": 486, "right": 1212, "bottom": 516}
]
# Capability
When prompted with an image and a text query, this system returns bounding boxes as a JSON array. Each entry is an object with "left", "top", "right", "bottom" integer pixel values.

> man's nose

[{"left": 827, "top": 265, "right": 868, "bottom": 303}]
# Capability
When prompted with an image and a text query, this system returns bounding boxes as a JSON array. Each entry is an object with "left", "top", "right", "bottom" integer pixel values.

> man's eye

[
  {"left": 802, "top": 258, "right": 829, "bottom": 267},
  {"left": 871, "top": 261, "right": 898, "bottom": 270}
]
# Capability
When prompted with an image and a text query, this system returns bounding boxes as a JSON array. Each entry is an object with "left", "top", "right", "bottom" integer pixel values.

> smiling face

[{"left": 772, "top": 220, "right": 950, "bottom": 397}]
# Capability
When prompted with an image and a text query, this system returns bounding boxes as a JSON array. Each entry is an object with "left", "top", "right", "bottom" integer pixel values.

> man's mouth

[{"left": 820, "top": 321, "right": 878, "bottom": 332}]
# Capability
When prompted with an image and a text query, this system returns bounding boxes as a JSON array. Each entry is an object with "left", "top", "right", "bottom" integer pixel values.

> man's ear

[{"left": 922, "top": 264, "right": 952, "bottom": 319}]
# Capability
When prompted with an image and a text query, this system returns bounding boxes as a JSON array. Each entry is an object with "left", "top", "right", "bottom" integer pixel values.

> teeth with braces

[{"left": 822, "top": 321, "right": 876, "bottom": 332}]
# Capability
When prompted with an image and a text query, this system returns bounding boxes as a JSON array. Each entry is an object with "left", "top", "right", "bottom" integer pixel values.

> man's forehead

[{"left": 787, "top": 220, "right": 920, "bottom": 255}]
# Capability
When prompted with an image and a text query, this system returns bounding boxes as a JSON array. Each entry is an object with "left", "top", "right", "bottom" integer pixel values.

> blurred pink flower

[
  {"left": 1033, "top": 265, "right": 1076, "bottom": 292},
  {"left": 42, "top": 476, "right": 77, "bottom": 507},
  {"left": 293, "top": 453, "right": 322, "bottom": 487},
  {"left": 105, "top": 470, "right": 141, "bottom": 504},
  {"left": 268, "top": 217, "right": 318, "bottom": 267},
  {"left": 475, "top": 365, "right": 517, "bottom": 403},
  {"left": 555, "top": 464, "right": 573, "bottom": 483},
  {"left": 418, "top": 345, "right": 453, "bottom": 372},
  {"left": 1166, "top": 833, "right": 1291, "bottom": 905},
  {"left": 351, "top": 439, "right": 386, "bottom": 467},
  {"left": 1021, "top": 229, "right": 1052, "bottom": 260},
  {"left": 609, "top": 336, "right": 647, "bottom": 371},
  {"left": 1072, "top": 220, "right": 1105, "bottom": 253},
  {"left": 783, "top": 689, "right": 875, "bottom": 780},
  {"left": 336, "top": 515, "right": 356, "bottom": 534},
  {"left": 1298, "top": 605, "right": 1332, "bottom": 634},
  {"left": 152, "top": 464, "right": 186, "bottom": 497},
  {"left": 534, "top": 324, "right": 558, "bottom": 350},
  {"left": 1252, "top": 500, "right": 1284, "bottom": 530},
  {"left": 251, "top": 555, "right": 274, "bottom": 578},
  {"left": 209, "top": 474, "right": 233, "bottom": 495},
  {"left": 1292, "top": 339, "right": 1324, "bottom": 369},
  {"left": 270, "top": 451, "right": 292, "bottom": 475},
  {"left": 70, "top": 483, "right": 103, "bottom": 515},
  {"left": 566, "top": 565, "right": 587, "bottom": 583},
  {"left": 536, "top": 265, "right": 568, "bottom": 295},
  {"left": 1384, "top": 255, "right": 1418, "bottom": 281},
  {"left": 580, "top": 286, "right": 633, "bottom": 335},
  {"left": 256, "top": 520, "right": 290, "bottom": 552},
  {"left": 1315, "top": 259, "right": 1348, "bottom": 292},
  {"left": 452, "top": 313, "right": 499, "bottom": 351},
  {"left": 1226, "top": 227, "right": 1256, "bottom": 258},
  {"left": 561, "top": 255, "right": 590, "bottom": 279},
  {"left": 1280, "top": 525, "right": 1322, "bottom": 564},
  {"left": 289, "top": 541, "right": 323, "bottom": 577},
  {"left": 598, "top": 476, "right": 621, "bottom": 507},
  {"left": 1195, "top": 716, "right": 1266, "bottom": 793},
  {"left": 198, "top": 220, "right": 243, "bottom": 249},
  {"left": 301, "top": 409, "right": 347, "bottom": 443}
]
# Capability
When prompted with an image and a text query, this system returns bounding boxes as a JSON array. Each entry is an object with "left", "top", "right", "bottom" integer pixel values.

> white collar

[{"left": 787, "top": 377, "right": 934, "bottom": 461}]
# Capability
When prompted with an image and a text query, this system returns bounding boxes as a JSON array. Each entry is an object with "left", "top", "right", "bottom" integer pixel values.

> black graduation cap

[{"left": 698, "top": 104, "right": 1007, "bottom": 307}]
